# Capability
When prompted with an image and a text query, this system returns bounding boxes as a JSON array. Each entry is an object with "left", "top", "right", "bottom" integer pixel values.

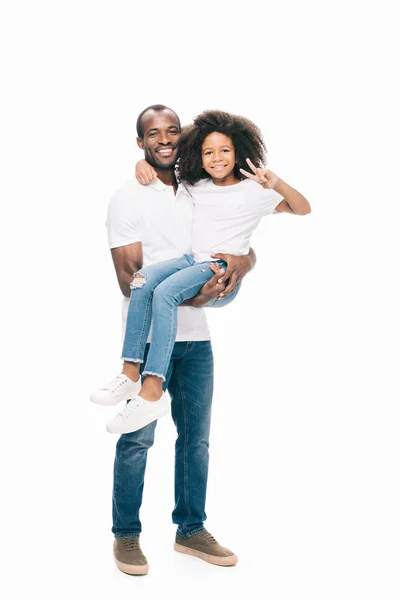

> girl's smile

[{"left": 201, "top": 132, "right": 239, "bottom": 186}]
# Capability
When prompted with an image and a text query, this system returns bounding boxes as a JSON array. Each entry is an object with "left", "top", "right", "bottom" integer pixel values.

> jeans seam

[
  {"left": 159, "top": 295, "right": 180, "bottom": 379},
  {"left": 125, "top": 282, "right": 153, "bottom": 360},
  {"left": 112, "top": 434, "right": 125, "bottom": 533},
  {"left": 176, "top": 362, "right": 191, "bottom": 532},
  {"left": 136, "top": 288, "right": 152, "bottom": 358}
]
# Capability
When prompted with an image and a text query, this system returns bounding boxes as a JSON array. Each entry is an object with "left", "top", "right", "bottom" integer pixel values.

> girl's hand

[
  {"left": 209, "top": 262, "right": 222, "bottom": 275},
  {"left": 135, "top": 159, "right": 158, "bottom": 185},
  {"left": 240, "top": 158, "right": 279, "bottom": 189}
]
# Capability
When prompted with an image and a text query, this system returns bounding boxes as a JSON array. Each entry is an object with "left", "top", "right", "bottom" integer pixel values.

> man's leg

[
  {"left": 112, "top": 422, "right": 156, "bottom": 539},
  {"left": 167, "top": 340, "right": 214, "bottom": 536},
  {"left": 112, "top": 344, "right": 176, "bottom": 574},
  {"left": 112, "top": 340, "right": 214, "bottom": 538},
  {"left": 167, "top": 341, "right": 238, "bottom": 566}
]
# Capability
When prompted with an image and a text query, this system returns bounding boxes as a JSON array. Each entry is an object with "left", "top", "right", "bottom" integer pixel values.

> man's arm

[
  {"left": 111, "top": 242, "right": 143, "bottom": 298},
  {"left": 181, "top": 249, "right": 257, "bottom": 307}
]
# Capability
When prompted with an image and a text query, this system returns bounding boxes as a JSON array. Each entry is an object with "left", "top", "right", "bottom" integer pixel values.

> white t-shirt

[
  {"left": 186, "top": 178, "right": 283, "bottom": 262},
  {"left": 106, "top": 178, "right": 211, "bottom": 342}
]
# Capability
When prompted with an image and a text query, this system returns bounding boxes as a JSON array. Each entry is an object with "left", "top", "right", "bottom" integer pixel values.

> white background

[{"left": 1, "top": 1, "right": 399, "bottom": 598}]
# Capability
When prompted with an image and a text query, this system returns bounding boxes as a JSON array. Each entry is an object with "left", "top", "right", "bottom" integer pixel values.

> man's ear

[{"left": 137, "top": 137, "right": 144, "bottom": 150}]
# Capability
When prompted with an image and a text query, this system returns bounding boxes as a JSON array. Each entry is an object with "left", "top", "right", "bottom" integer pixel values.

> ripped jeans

[{"left": 121, "top": 254, "right": 241, "bottom": 381}]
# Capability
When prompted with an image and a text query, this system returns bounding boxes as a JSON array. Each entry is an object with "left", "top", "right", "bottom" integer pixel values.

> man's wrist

[
  {"left": 180, "top": 295, "right": 204, "bottom": 307},
  {"left": 190, "top": 293, "right": 207, "bottom": 308}
]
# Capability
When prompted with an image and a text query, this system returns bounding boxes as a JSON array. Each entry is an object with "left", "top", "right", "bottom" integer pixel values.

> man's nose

[{"left": 158, "top": 133, "right": 172, "bottom": 145}]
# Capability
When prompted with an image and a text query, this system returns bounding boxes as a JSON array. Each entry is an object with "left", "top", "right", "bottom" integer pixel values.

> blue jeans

[
  {"left": 121, "top": 254, "right": 240, "bottom": 380},
  {"left": 112, "top": 341, "right": 214, "bottom": 538}
]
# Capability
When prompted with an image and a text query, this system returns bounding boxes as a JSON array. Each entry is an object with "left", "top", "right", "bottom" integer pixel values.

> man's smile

[{"left": 156, "top": 147, "right": 176, "bottom": 157}]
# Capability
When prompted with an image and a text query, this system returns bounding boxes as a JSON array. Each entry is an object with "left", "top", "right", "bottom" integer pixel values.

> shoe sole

[
  {"left": 174, "top": 543, "right": 238, "bottom": 566},
  {"left": 106, "top": 406, "right": 170, "bottom": 434},
  {"left": 115, "top": 558, "right": 149, "bottom": 575},
  {"left": 90, "top": 395, "right": 123, "bottom": 406}
]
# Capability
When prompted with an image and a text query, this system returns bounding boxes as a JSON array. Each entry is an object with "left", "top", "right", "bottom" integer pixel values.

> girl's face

[{"left": 201, "top": 132, "right": 238, "bottom": 185}]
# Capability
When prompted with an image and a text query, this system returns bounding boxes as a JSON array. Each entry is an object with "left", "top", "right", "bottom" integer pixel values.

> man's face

[{"left": 137, "top": 109, "right": 181, "bottom": 170}]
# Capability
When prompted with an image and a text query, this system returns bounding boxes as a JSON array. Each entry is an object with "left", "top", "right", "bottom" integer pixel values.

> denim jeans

[
  {"left": 112, "top": 340, "right": 214, "bottom": 538},
  {"left": 121, "top": 254, "right": 240, "bottom": 380}
]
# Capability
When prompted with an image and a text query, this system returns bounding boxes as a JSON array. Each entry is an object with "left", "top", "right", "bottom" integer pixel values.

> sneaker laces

[
  {"left": 121, "top": 537, "right": 140, "bottom": 551},
  {"left": 116, "top": 397, "right": 143, "bottom": 419},
  {"left": 199, "top": 530, "right": 217, "bottom": 544},
  {"left": 103, "top": 374, "right": 128, "bottom": 392}
]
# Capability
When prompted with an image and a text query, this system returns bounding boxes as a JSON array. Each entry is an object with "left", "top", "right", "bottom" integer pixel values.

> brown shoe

[
  {"left": 174, "top": 529, "right": 238, "bottom": 566},
  {"left": 113, "top": 536, "right": 149, "bottom": 575}
]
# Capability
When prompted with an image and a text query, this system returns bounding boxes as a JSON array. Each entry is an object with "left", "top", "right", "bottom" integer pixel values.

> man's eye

[{"left": 148, "top": 133, "right": 157, "bottom": 137}]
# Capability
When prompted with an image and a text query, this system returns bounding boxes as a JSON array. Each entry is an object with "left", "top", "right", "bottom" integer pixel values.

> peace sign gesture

[{"left": 240, "top": 158, "right": 279, "bottom": 190}]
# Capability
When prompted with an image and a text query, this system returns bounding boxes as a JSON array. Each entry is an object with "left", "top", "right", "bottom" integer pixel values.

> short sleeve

[
  {"left": 259, "top": 188, "right": 284, "bottom": 216},
  {"left": 106, "top": 182, "right": 142, "bottom": 249}
]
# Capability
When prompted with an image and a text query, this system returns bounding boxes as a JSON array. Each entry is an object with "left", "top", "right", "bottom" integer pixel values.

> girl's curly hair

[{"left": 178, "top": 110, "right": 267, "bottom": 185}]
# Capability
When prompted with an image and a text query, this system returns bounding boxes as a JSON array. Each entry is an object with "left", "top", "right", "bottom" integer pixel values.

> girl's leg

[
  {"left": 90, "top": 255, "right": 193, "bottom": 407},
  {"left": 121, "top": 255, "right": 192, "bottom": 380},
  {"left": 139, "top": 260, "right": 226, "bottom": 401},
  {"left": 203, "top": 281, "right": 242, "bottom": 308}
]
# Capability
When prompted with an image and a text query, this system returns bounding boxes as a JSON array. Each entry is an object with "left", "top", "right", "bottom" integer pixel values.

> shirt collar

[
  {"left": 148, "top": 178, "right": 191, "bottom": 197},
  {"left": 148, "top": 178, "right": 169, "bottom": 192}
]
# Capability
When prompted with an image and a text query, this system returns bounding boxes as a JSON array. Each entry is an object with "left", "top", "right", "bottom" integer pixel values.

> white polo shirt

[
  {"left": 106, "top": 178, "right": 211, "bottom": 341},
  {"left": 188, "top": 178, "right": 283, "bottom": 262}
]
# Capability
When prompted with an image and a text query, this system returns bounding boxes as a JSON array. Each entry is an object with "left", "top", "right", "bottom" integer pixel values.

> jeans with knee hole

[
  {"left": 121, "top": 254, "right": 241, "bottom": 381},
  {"left": 112, "top": 340, "right": 214, "bottom": 538}
]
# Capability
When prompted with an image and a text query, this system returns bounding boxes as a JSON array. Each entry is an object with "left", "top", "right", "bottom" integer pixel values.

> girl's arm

[
  {"left": 240, "top": 158, "right": 311, "bottom": 215},
  {"left": 135, "top": 159, "right": 158, "bottom": 185},
  {"left": 272, "top": 179, "right": 311, "bottom": 215}
]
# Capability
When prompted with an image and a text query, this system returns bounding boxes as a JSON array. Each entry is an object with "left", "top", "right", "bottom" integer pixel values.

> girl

[{"left": 91, "top": 110, "right": 311, "bottom": 434}]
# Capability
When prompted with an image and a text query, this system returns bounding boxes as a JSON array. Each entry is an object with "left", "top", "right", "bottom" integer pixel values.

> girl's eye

[
  {"left": 204, "top": 151, "right": 212, "bottom": 155},
  {"left": 222, "top": 149, "right": 230, "bottom": 153}
]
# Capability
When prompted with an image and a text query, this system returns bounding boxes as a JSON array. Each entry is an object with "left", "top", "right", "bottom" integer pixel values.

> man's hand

[
  {"left": 210, "top": 251, "right": 255, "bottom": 298},
  {"left": 181, "top": 268, "right": 227, "bottom": 308},
  {"left": 135, "top": 159, "right": 158, "bottom": 185},
  {"left": 181, "top": 249, "right": 256, "bottom": 307}
]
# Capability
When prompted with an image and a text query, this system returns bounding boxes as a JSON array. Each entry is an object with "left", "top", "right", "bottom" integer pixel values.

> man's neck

[{"left": 155, "top": 168, "right": 176, "bottom": 188}]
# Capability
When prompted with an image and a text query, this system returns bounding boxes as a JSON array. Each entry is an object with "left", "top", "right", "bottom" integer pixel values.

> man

[{"left": 106, "top": 105, "right": 256, "bottom": 575}]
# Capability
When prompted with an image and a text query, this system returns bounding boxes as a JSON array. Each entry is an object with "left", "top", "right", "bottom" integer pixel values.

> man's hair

[
  {"left": 178, "top": 110, "right": 267, "bottom": 185},
  {"left": 136, "top": 104, "right": 181, "bottom": 138}
]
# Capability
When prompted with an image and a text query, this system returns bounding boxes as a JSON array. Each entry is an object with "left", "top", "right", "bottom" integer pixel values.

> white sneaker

[
  {"left": 106, "top": 393, "right": 170, "bottom": 434},
  {"left": 90, "top": 374, "right": 141, "bottom": 406}
]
